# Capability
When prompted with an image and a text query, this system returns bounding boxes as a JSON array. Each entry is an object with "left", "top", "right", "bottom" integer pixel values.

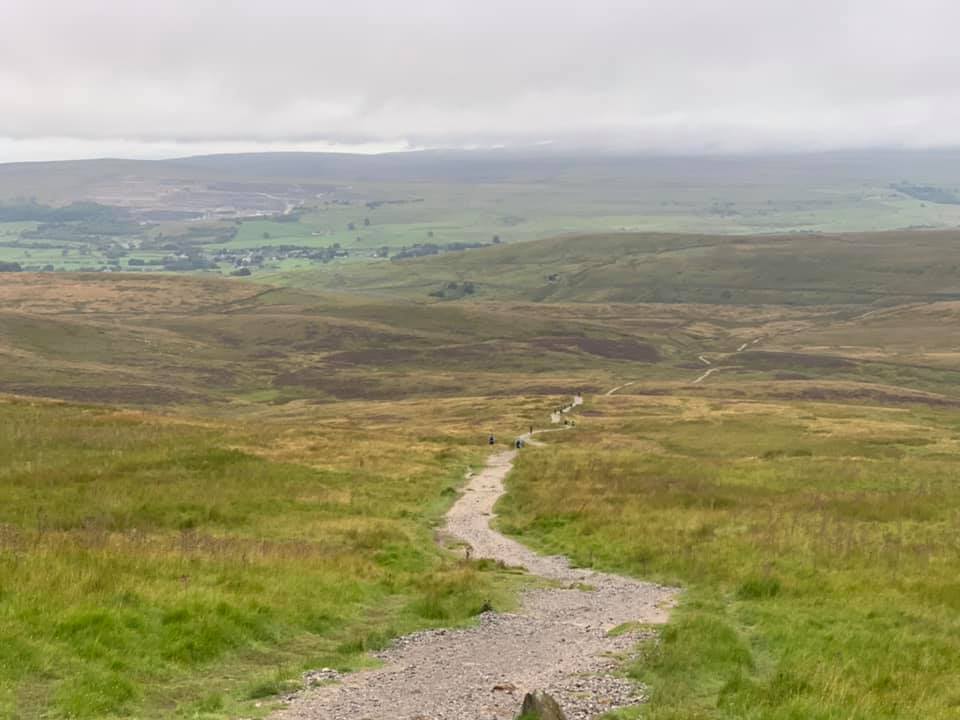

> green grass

[
  {"left": 4, "top": 263, "right": 960, "bottom": 718},
  {"left": 0, "top": 398, "right": 518, "bottom": 718},
  {"left": 497, "top": 396, "right": 960, "bottom": 719},
  {"left": 11, "top": 149, "right": 960, "bottom": 281},
  {"left": 267, "top": 229, "right": 960, "bottom": 306}
]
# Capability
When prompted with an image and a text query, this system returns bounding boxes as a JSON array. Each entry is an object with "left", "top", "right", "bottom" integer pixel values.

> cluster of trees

[
  {"left": 126, "top": 256, "right": 214, "bottom": 271},
  {"left": 428, "top": 280, "right": 476, "bottom": 299},
  {"left": 365, "top": 198, "right": 423, "bottom": 209},
  {"left": 151, "top": 225, "right": 238, "bottom": 250},
  {"left": 391, "top": 241, "right": 489, "bottom": 261},
  {"left": 211, "top": 243, "right": 347, "bottom": 269},
  {"left": 21, "top": 218, "right": 140, "bottom": 240},
  {"left": 161, "top": 256, "right": 217, "bottom": 271},
  {"left": 0, "top": 201, "right": 119, "bottom": 223}
]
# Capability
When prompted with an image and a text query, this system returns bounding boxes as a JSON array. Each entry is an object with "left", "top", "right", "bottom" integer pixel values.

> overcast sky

[{"left": 3, "top": 0, "right": 960, "bottom": 162}]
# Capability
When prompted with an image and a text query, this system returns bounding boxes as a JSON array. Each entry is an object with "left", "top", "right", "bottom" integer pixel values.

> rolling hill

[
  {"left": 5, "top": 222, "right": 960, "bottom": 717},
  {"left": 271, "top": 229, "right": 960, "bottom": 305}
]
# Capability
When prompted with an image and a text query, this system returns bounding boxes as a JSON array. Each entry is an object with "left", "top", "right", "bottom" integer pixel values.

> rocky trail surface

[{"left": 275, "top": 396, "right": 676, "bottom": 720}]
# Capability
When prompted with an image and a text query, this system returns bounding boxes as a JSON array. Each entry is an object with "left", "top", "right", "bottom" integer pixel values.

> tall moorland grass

[
  {"left": 498, "top": 396, "right": 960, "bottom": 719},
  {"left": 0, "top": 396, "right": 534, "bottom": 719}
]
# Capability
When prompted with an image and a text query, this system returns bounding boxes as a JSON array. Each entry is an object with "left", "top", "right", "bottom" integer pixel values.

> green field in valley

[{"left": 4, "top": 149, "right": 960, "bottom": 280}]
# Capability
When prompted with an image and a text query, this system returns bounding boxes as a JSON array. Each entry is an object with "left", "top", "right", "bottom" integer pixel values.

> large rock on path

[{"left": 519, "top": 690, "right": 567, "bottom": 720}]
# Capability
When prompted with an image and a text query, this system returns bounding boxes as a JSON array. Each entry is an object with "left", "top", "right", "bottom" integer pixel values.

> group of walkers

[
  {"left": 487, "top": 392, "right": 582, "bottom": 449},
  {"left": 487, "top": 433, "right": 525, "bottom": 449}
]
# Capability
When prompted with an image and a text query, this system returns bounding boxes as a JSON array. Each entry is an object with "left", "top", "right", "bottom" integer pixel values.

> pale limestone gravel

[{"left": 275, "top": 400, "right": 676, "bottom": 720}]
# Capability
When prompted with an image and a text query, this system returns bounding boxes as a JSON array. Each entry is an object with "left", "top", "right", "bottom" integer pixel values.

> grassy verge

[
  {"left": 497, "top": 395, "right": 960, "bottom": 719},
  {"left": 0, "top": 397, "right": 524, "bottom": 719}
]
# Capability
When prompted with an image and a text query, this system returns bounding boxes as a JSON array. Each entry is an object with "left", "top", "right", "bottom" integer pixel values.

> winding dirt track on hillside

[
  {"left": 690, "top": 335, "right": 761, "bottom": 385},
  {"left": 276, "top": 395, "right": 675, "bottom": 720},
  {"left": 691, "top": 367, "right": 722, "bottom": 384},
  {"left": 605, "top": 381, "right": 636, "bottom": 396}
]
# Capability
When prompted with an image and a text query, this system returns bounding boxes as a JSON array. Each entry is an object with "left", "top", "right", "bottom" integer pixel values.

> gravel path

[
  {"left": 604, "top": 381, "right": 636, "bottom": 396},
  {"left": 691, "top": 366, "right": 722, "bottom": 384},
  {"left": 275, "top": 398, "right": 676, "bottom": 720}
]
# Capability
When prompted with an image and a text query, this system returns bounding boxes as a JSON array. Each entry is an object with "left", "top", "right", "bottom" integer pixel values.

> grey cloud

[{"left": 2, "top": 0, "right": 960, "bottom": 160}]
